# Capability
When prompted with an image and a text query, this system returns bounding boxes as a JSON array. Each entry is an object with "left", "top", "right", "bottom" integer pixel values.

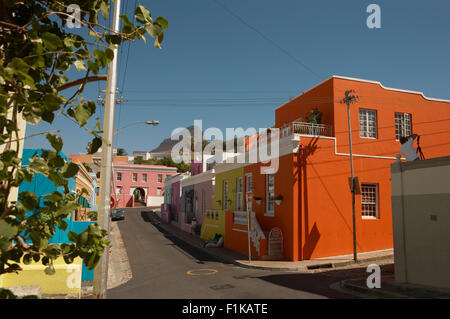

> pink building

[{"left": 112, "top": 162, "right": 177, "bottom": 208}]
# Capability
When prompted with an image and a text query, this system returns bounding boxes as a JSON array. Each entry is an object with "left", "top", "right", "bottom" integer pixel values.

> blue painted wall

[{"left": 19, "top": 149, "right": 95, "bottom": 281}]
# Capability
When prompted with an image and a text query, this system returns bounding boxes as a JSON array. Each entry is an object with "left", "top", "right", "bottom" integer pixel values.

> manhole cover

[{"left": 210, "top": 284, "right": 234, "bottom": 290}]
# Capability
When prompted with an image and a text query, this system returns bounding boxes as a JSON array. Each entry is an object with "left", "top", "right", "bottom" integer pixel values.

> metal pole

[
  {"left": 247, "top": 193, "right": 251, "bottom": 262},
  {"left": 93, "top": 0, "right": 121, "bottom": 299},
  {"left": 346, "top": 101, "right": 358, "bottom": 263}
]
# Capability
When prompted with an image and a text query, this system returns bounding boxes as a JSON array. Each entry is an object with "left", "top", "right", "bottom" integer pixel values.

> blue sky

[{"left": 24, "top": 0, "right": 450, "bottom": 156}]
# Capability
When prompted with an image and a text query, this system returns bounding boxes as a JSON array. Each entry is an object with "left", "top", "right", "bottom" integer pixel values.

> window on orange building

[
  {"left": 245, "top": 173, "right": 252, "bottom": 193},
  {"left": 117, "top": 172, "right": 122, "bottom": 181},
  {"left": 236, "top": 177, "right": 243, "bottom": 211},
  {"left": 361, "top": 184, "right": 379, "bottom": 219},
  {"left": 395, "top": 112, "right": 412, "bottom": 141},
  {"left": 359, "top": 109, "right": 377, "bottom": 138},
  {"left": 133, "top": 173, "right": 137, "bottom": 182},
  {"left": 158, "top": 174, "right": 163, "bottom": 183},
  {"left": 143, "top": 173, "right": 147, "bottom": 182},
  {"left": 265, "top": 174, "right": 275, "bottom": 216},
  {"left": 157, "top": 187, "right": 162, "bottom": 196}
]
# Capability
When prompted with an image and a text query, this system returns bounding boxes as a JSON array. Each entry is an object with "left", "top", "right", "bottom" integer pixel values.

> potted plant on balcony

[
  {"left": 253, "top": 196, "right": 262, "bottom": 205},
  {"left": 273, "top": 195, "right": 283, "bottom": 205}
]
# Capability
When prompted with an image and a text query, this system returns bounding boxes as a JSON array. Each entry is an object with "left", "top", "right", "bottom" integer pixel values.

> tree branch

[{"left": 56, "top": 75, "right": 107, "bottom": 91}]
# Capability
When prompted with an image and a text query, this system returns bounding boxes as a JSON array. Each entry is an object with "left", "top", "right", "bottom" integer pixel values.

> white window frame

[
  {"left": 236, "top": 177, "right": 243, "bottom": 211},
  {"left": 142, "top": 173, "right": 147, "bottom": 182},
  {"left": 223, "top": 180, "right": 228, "bottom": 210},
  {"left": 265, "top": 174, "right": 275, "bottom": 216},
  {"left": 361, "top": 183, "right": 379, "bottom": 219},
  {"left": 132, "top": 173, "right": 137, "bottom": 182},
  {"left": 395, "top": 112, "right": 412, "bottom": 141},
  {"left": 245, "top": 173, "right": 253, "bottom": 194},
  {"left": 157, "top": 187, "right": 162, "bottom": 196},
  {"left": 359, "top": 109, "right": 377, "bottom": 139}
]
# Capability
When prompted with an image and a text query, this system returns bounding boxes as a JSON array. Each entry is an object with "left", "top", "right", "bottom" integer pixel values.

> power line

[
  {"left": 115, "top": 0, "right": 136, "bottom": 149},
  {"left": 211, "top": 0, "right": 323, "bottom": 81}
]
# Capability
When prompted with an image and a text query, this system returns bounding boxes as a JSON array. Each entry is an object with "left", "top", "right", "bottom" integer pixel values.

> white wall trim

[{"left": 275, "top": 75, "right": 450, "bottom": 112}]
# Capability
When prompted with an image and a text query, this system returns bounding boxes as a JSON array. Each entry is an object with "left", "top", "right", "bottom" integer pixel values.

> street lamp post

[
  {"left": 113, "top": 120, "right": 159, "bottom": 135},
  {"left": 94, "top": 0, "right": 121, "bottom": 299},
  {"left": 341, "top": 90, "right": 359, "bottom": 263}
]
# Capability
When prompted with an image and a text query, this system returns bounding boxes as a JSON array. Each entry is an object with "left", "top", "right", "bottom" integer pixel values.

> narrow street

[{"left": 107, "top": 208, "right": 358, "bottom": 299}]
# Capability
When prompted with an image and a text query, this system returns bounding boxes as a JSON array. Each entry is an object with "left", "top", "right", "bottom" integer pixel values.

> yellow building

[{"left": 200, "top": 164, "right": 244, "bottom": 241}]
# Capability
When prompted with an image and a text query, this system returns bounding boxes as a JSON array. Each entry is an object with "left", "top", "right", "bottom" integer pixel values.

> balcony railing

[{"left": 281, "top": 121, "right": 333, "bottom": 138}]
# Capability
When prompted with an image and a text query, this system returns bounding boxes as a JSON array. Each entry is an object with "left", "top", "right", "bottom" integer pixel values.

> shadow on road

[
  {"left": 140, "top": 211, "right": 232, "bottom": 265},
  {"left": 253, "top": 263, "right": 394, "bottom": 299}
]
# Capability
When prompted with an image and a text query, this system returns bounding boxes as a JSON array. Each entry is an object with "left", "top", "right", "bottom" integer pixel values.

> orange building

[{"left": 223, "top": 75, "right": 450, "bottom": 261}]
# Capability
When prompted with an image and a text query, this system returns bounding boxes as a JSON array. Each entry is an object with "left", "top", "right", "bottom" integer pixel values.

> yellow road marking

[{"left": 186, "top": 269, "right": 218, "bottom": 276}]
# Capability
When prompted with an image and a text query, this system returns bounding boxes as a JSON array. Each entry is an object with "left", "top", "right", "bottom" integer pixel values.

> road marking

[{"left": 186, "top": 269, "right": 218, "bottom": 276}]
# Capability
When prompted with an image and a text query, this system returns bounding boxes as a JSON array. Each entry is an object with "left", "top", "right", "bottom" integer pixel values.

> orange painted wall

[
  {"left": 274, "top": 76, "right": 450, "bottom": 261},
  {"left": 293, "top": 137, "right": 395, "bottom": 259},
  {"left": 244, "top": 155, "right": 296, "bottom": 260},
  {"left": 275, "top": 78, "right": 335, "bottom": 133},
  {"left": 225, "top": 211, "right": 267, "bottom": 258},
  {"left": 332, "top": 77, "right": 450, "bottom": 160}
]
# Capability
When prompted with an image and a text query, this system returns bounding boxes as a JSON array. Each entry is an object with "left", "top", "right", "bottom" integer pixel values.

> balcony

[{"left": 281, "top": 121, "right": 333, "bottom": 138}]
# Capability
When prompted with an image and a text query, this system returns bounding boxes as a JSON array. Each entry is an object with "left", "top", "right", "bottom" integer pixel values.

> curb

[{"left": 149, "top": 212, "right": 392, "bottom": 272}]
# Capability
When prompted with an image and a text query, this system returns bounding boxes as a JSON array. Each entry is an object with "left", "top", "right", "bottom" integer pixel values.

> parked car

[{"left": 111, "top": 208, "right": 125, "bottom": 221}]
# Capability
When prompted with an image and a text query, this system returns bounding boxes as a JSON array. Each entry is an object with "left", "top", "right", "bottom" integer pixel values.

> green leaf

[
  {"left": 67, "top": 231, "right": 79, "bottom": 243},
  {"left": 100, "top": 1, "right": 109, "bottom": 19},
  {"left": 8, "top": 58, "right": 29, "bottom": 73},
  {"left": 44, "top": 264, "right": 55, "bottom": 275},
  {"left": 73, "top": 101, "right": 96, "bottom": 126},
  {"left": 46, "top": 134, "right": 63, "bottom": 151},
  {"left": 41, "top": 32, "right": 63, "bottom": 50},
  {"left": 18, "top": 191, "right": 39, "bottom": 211},
  {"left": 23, "top": 254, "right": 33, "bottom": 265},
  {"left": 155, "top": 16, "right": 169, "bottom": 29},
  {"left": 42, "top": 110, "right": 55, "bottom": 123},
  {"left": 145, "top": 23, "right": 162, "bottom": 38},
  {"left": 0, "top": 220, "right": 18, "bottom": 240},
  {"left": 134, "top": 5, "right": 152, "bottom": 24},
  {"left": 62, "top": 162, "right": 79, "bottom": 178},
  {"left": 87, "top": 137, "right": 102, "bottom": 154},
  {"left": 120, "top": 14, "right": 135, "bottom": 33},
  {"left": 21, "top": 169, "right": 33, "bottom": 183},
  {"left": 42, "top": 94, "right": 62, "bottom": 112},
  {"left": 43, "top": 191, "right": 63, "bottom": 202},
  {"left": 29, "top": 156, "right": 49, "bottom": 175},
  {"left": 48, "top": 171, "right": 66, "bottom": 187},
  {"left": 74, "top": 60, "right": 86, "bottom": 71},
  {"left": 55, "top": 202, "right": 79, "bottom": 217}
]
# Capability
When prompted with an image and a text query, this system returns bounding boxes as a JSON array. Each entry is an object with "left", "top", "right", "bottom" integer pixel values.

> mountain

[{"left": 150, "top": 125, "right": 201, "bottom": 153}]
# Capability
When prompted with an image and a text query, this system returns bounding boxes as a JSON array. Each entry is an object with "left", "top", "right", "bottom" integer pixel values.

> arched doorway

[{"left": 133, "top": 187, "right": 146, "bottom": 206}]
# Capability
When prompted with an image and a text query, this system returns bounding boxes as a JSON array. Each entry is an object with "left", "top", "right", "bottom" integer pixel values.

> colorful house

[
  {"left": 17, "top": 149, "right": 96, "bottom": 282},
  {"left": 112, "top": 162, "right": 177, "bottom": 208},
  {"left": 223, "top": 75, "right": 450, "bottom": 261},
  {"left": 161, "top": 76, "right": 450, "bottom": 262},
  {"left": 69, "top": 157, "right": 96, "bottom": 221},
  {"left": 162, "top": 172, "right": 190, "bottom": 224}
]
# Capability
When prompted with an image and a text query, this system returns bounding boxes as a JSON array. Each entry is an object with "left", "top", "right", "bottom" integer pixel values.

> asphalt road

[{"left": 107, "top": 208, "right": 356, "bottom": 299}]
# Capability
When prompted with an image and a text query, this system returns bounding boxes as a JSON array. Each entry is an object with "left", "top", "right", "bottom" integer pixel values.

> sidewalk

[
  {"left": 147, "top": 211, "right": 393, "bottom": 272},
  {"left": 340, "top": 275, "right": 450, "bottom": 299}
]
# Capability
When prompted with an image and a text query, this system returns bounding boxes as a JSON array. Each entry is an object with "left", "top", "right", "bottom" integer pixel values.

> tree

[
  {"left": 134, "top": 157, "right": 190, "bottom": 173},
  {"left": 0, "top": 0, "right": 168, "bottom": 296},
  {"left": 116, "top": 148, "right": 127, "bottom": 156}
]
